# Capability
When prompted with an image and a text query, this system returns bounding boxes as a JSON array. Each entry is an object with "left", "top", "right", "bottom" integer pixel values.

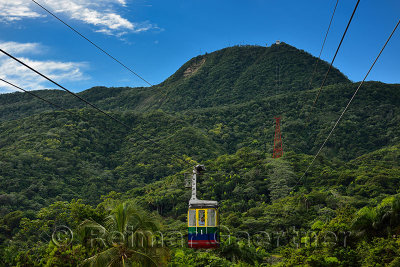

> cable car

[{"left": 186, "top": 165, "right": 219, "bottom": 249}]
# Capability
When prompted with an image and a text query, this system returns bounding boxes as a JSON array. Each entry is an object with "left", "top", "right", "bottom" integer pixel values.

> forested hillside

[
  {"left": 0, "top": 43, "right": 350, "bottom": 121},
  {"left": 0, "top": 43, "right": 399, "bottom": 266}
]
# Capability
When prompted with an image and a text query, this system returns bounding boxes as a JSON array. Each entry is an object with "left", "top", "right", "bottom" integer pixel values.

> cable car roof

[{"left": 189, "top": 199, "right": 218, "bottom": 208}]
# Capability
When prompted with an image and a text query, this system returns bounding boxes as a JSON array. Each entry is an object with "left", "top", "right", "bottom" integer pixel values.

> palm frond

[
  {"left": 80, "top": 202, "right": 170, "bottom": 266},
  {"left": 80, "top": 247, "right": 119, "bottom": 267}
]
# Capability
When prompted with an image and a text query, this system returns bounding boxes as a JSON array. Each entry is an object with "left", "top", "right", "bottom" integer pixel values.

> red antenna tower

[{"left": 273, "top": 117, "right": 283, "bottom": 158}]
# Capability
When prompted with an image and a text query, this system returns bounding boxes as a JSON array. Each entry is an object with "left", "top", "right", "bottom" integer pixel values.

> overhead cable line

[
  {"left": 296, "top": 18, "right": 400, "bottom": 186},
  {"left": 306, "top": 0, "right": 339, "bottom": 92},
  {"left": 0, "top": 48, "right": 192, "bottom": 168},
  {"left": 310, "top": 0, "right": 360, "bottom": 111},
  {"left": 0, "top": 78, "right": 74, "bottom": 115},
  {"left": 31, "top": 0, "right": 153, "bottom": 87}
]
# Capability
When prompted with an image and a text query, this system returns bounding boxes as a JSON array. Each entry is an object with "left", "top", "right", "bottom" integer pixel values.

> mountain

[
  {"left": 152, "top": 43, "right": 349, "bottom": 111},
  {"left": 0, "top": 44, "right": 399, "bottom": 214},
  {"left": 1, "top": 43, "right": 400, "bottom": 266},
  {"left": 0, "top": 43, "right": 350, "bottom": 121}
]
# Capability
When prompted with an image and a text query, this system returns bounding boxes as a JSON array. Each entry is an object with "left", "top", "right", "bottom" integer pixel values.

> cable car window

[
  {"left": 189, "top": 210, "right": 196, "bottom": 226},
  {"left": 207, "top": 209, "right": 216, "bottom": 226},
  {"left": 198, "top": 210, "right": 206, "bottom": 226}
]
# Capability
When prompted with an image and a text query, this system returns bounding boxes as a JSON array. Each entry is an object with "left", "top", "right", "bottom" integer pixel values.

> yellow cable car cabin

[
  {"left": 186, "top": 165, "right": 219, "bottom": 248},
  {"left": 188, "top": 200, "right": 219, "bottom": 248}
]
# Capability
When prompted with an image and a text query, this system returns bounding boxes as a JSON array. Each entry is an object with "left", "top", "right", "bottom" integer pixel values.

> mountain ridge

[
  {"left": 0, "top": 43, "right": 351, "bottom": 120},
  {"left": 1, "top": 44, "right": 400, "bottom": 266}
]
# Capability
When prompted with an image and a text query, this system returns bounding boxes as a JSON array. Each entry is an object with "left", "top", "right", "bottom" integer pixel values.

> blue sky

[{"left": 0, "top": 0, "right": 399, "bottom": 93}]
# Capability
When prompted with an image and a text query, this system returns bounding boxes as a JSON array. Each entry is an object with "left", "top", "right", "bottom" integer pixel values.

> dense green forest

[
  {"left": 0, "top": 43, "right": 350, "bottom": 121},
  {"left": 0, "top": 43, "right": 399, "bottom": 266}
]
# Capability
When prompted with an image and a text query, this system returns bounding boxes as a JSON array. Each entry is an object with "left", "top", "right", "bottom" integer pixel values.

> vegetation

[
  {"left": 0, "top": 44, "right": 399, "bottom": 265},
  {"left": 0, "top": 43, "right": 350, "bottom": 121},
  {"left": 79, "top": 202, "right": 168, "bottom": 266}
]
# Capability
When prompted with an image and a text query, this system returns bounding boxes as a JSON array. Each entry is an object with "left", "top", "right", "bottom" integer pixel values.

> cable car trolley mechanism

[{"left": 186, "top": 165, "right": 219, "bottom": 249}]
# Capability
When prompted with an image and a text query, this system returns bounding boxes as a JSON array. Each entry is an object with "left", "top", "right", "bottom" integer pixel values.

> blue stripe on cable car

[{"left": 188, "top": 233, "right": 218, "bottom": 241}]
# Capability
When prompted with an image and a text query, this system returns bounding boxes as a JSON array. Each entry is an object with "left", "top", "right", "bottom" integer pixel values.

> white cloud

[
  {"left": 0, "top": 0, "right": 44, "bottom": 22},
  {"left": 0, "top": 41, "right": 42, "bottom": 55},
  {"left": 0, "top": 0, "right": 157, "bottom": 36},
  {"left": 0, "top": 41, "right": 89, "bottom": 93}
]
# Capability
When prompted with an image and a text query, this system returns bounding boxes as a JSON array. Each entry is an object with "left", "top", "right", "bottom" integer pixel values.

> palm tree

[
  {"left": 351, "top": 206, "right": 380, "bottom": 238},
  {"left": 378, "top": 195, "right": 400, "bottom": 235},
  {"left": 79, "top": 202, "right": 169, "bottom": 266}
]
